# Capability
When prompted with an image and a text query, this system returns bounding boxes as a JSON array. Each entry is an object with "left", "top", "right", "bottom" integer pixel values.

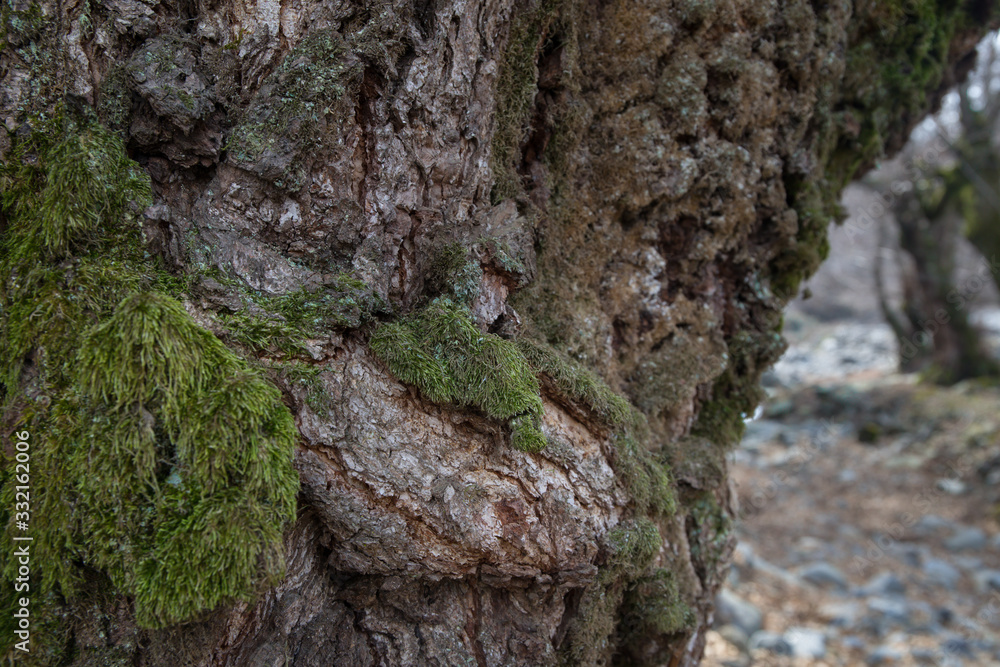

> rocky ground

[
  {"left": 702, "top": 179, "right": 1000, "bottom": 666},
  {"left": 703, "top": 365, "right": 1000, "bottom": 666}
]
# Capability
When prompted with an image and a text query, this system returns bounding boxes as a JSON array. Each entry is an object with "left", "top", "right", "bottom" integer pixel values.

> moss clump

[
  {"left": 97, "top": 64, "right": 134, "bottom": 132},
  {"left": 370, "top": 298, "right": 547, "bottom": 451},
  {"left": 227, "top": 10, "right": 410, "bottom": 190},
  {"left": 516, "top": 337, "right": 676, "bottom": 514},
  {"left": 558, "top": 518, "right": 663, "bottom": 665},
  {"left": 510, "top": 413, "right": 548, "bottom": 453},
  {"left": 0, "top": 0, "right": 43, "bottom": 50},
  {"left": 0, "top": 115, "right": 150, "bottom": 264},
  {"left": 46, "top": 296, "right": 298, "bottom": 626},
  {"left": 425, "top": 243, "right": 483, "bottom": 305},
  {"left": 271, "top": 361, "right": 334, "bottom": 416},
  {"left": 620, "top": 568, "right": 694, "bottom": 640},
  {"left": 0, "top": 113, "right": 153, "bottom": 389},
  {"left": 218, "top": 276, "right": 387, "bottom": 356},
  {"left": 613, "top": 429, "right": 677, "bottom": 517},
  {"left": 692, "top": 328, "right": 786, "bottom": 447},
  {"left": 686, "top": 492, "right": 733, "bottom": 586},
  {"left": 0, "top": 111, "right": 299, "bottom": 633},
  {"left": 517, "top": 337, "right": 631, "bottom": 425},
  {"left": 491, "top": 0, "right": 563, "bottom": 202},
  {"left": 605, "top": 518, "right": 661, "bottom": 578}
]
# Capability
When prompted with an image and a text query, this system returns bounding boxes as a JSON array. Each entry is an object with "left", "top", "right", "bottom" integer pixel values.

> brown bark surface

[{"left": 0, "top": 0, "right": 994, "bottom": 664}]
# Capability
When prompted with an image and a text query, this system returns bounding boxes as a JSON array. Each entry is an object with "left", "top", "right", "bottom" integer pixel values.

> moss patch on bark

[
  {"left": 370, "top": 298, "right": 548, "bottom": 451},
  {"left": 0, "top": 111, "right": 299, "bottom": 642}
]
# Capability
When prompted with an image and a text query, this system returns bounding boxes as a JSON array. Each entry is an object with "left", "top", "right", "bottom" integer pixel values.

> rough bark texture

[{"left": 0, "top": 0, "right": 995, "bottom": 665}]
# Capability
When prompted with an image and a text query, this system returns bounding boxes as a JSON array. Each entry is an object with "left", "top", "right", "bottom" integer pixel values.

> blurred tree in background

[{"left": 878, "top": 35, "right": 1000, "bottom": 384}]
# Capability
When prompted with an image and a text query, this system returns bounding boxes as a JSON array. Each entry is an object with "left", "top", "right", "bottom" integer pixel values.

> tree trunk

[
  {"left": 889, "top": 167, "right": 1000, "bottom": 383},
  {"left": 0, "top": 0, "right": 994, "bottom": 665}
]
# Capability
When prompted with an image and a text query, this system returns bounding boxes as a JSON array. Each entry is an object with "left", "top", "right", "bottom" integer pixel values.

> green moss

[
  {"left": 97, "top": 65, "right": 133, "bottom": 132},
  {"left": 510, "top": 413, "right": 547, "bottom": 453},
  {"left": 219, "top": 309, "right": 311, "bottom": 356},
  {"left": 605, "top": 518, "right": 661, "bottom": 578},
  {"left": 491, "top": 0, "right": 562, "bottom": 202},
  {"left": 515, "top": 337, "right": 676, "bottom": 514},
  {"left": 691, "top": 328, "right": 786, "bottom": 447},
  {"left": 369, "top": 320, "right": 454, "bottom": 401},
  {"left": 0, "top": 113, "right": 153, "bottom": 389},
  {"left": 517, "top": 337, "right": 631, "bottom": 425},
  {"left": 425, "top": 243, "right": 482, "bottom": 305},
  {"left": 226, "top": 30, "right": 362, "bottom": 188},
  {"left": 686, "top": 492, "right": 733, "bottom": 585},
  {"left": 10, "top": 295, "right": 298, "bottom": 632},
  {"left": 227, "top": 9, "right": 409, "bottom": 190},
  {"left": 217, "top": 275, "right": 387, "bottom": 355},
  {"left": 370, "top": 298, "right": 547, "bottom": 451},
  {"left": 770, "top": 0, "right": 991, "bottom": 300},
  {"left": 0, "top": 114, "right": 151, "bottom": 262},
  {"left": 613, "top": 429, "right": 676, "bottom": 517},
  {"left": 0, "top": 111, "right": 299, "bottom": 634},
  {"left": 0, "top": 584, "right": 70, "bottom": 665},
  {"left": 269, "top": 361, "right": 333, "bottom": 416},
  {"left": 479, "top": 236, "right": 527, "bottom": 277},
  {"left": 558, "top": 518, "right": 663, "bottom": 665},
  {"left": 620, "top": 568, "right": 694, "bottom": 638},
  {"left": 0, "top": 0, "right": 43, "bottom": 50}
]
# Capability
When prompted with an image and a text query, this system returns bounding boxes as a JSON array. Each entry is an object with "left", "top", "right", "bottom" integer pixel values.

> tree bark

[{"left": 0, "top": 0, "right": 995, "bottom": 665}]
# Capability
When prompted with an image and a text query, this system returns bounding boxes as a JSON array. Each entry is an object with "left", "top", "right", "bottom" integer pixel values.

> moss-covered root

[{"left": 369, "top": 298, "right": 547, "bottom": 451}]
